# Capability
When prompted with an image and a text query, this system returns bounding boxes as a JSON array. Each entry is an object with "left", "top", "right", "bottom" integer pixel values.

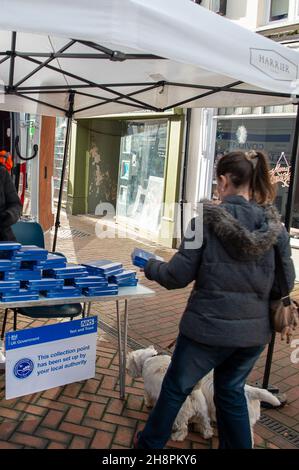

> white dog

[
  {"left": 126, "top": 346, "right": 281, "bottom": 444},
  {"left": 126, "top": 345, "right": 213, "bottom": 441},
  {"left": 198, "top": 370, "right": 281, "bottom": 444}
]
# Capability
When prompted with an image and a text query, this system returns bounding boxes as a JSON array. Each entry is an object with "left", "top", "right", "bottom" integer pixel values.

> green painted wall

[
  {"left": 160, "top": 115, "right": 184, "bottom": 247},
  {"left": 67, "top": 121, "right": 89, "bottom": 214},
  {"left": 68, "top": 119, "right": 121, "bottom": 215}
]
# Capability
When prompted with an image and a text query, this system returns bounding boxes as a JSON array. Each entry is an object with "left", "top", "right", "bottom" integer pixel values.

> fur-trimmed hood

[{"left": 202, "top": 199, "right": 282, "bottom": 260}]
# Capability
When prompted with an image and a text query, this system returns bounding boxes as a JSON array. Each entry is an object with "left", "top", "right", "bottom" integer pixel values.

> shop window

[
  {"left": 214, "top": 117, "right": 296, "bottom": 223},
  {"left": 218, "top": 104, "right": 297, "bottom": 116},
  {"left": 269, "top": 0, "right": 289, "bottom": 21},
  {"left": 116, "top": 120, "right": 167, "bottom": 234}
]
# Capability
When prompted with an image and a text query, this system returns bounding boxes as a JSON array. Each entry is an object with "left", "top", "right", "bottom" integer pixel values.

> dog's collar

[{"left": 142, "top": 352, "right": 169, "bottom": 368}]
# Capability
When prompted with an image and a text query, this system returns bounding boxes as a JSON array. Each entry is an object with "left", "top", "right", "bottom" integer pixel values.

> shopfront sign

[
  {"left": 5, "top": 317, "right": 97, "bottom": 399},
  {"left": 250, "top": 48, "right": 298, "bottom": 81}
]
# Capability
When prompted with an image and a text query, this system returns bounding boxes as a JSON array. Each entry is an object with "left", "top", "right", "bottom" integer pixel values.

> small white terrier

[
  {"left": 199, "top": 370, "right": 281, "bottom": 444},
  {"left": 126, "top": 345, "right": 213, "bottom": 441},
  {"left": 126, "top": 346, "right": 281, "bottom": 444}
]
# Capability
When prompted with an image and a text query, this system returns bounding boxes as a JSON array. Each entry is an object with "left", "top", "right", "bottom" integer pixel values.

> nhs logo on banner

[{"left": 5, "top": 317, "right": 98, "bottom": 400}]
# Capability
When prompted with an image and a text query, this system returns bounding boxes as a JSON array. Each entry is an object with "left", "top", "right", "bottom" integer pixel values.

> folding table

[{"left": 0, "top": 284, "right": 155, "bottom": 398}]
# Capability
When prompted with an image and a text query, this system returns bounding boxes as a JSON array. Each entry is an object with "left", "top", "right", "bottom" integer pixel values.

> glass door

[{"left": 116, "top": 119, "right": 168, "bottom": 234}]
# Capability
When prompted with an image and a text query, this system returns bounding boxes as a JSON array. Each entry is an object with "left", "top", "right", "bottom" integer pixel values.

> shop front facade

[
  {"left": 67, "top": 110, "right": 184, "bottom": 248},
  {"left": 186, "top": 104, "right": 299, "bottom": 231},
  {"left": 183, "top": 1, "right": 299, "bottom": 237}
]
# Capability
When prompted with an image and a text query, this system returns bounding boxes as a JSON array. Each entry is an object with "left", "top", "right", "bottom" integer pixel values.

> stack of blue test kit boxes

[
  {"left": 0, "top": 243, "right": 139, "bottom": 302},
  {"left": 81, "top": 260, "right": 138, "bottom": 295},
  {"left": 131, "top": 248, "right": 163, "bottom": 268}
]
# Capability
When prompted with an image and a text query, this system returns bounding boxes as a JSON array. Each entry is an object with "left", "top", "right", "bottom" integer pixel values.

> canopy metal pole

[
  {"left": 180, "top": 108, "right": 192, "bottom": 240},
  {"left": 52, "top": 92, "right": 75, "bottom": 252},
  {"left": 261, "top": 103, "right": 299, "bottom": 393},
  {"left": 8, "top": 31, "right": 17, "bottom": 88},
  {"left": 284, "top": 103, "right": 299, "bottom": 232}
]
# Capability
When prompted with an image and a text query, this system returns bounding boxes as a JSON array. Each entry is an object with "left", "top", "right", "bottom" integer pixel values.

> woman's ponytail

[
  {"left": 217, "top": 150, "right": 276, "bottom": 206},
  {"left": 247, "top": 151, "right": 276, "bottom": 205}
]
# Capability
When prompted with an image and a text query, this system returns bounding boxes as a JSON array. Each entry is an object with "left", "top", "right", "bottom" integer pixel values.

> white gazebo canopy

[
  {"left": 0, "top": 1, "right": 297, "bottom": 384},
  {"left": 0, "top": 0, "right": 298, "bottom": 118}
]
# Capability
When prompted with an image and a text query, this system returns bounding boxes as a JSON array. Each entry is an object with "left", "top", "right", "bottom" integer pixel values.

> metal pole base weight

[{"left": 254, "top": 382, "right": 279, "bottom": 394}]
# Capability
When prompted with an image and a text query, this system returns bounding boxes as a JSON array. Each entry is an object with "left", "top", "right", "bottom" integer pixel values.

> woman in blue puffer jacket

[{"left": 134, "top": 150, "right": 295, "bottom": 449}]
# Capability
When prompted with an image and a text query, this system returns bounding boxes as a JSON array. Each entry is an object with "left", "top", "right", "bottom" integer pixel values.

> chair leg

[
  {"left": 70, "top": 316, "right": 74, "bottom": 321},
  {"left": 13, "top": 310, "right": 17, "bottom": 331},
  {"left": 1, "top": 309, "right": 9, "bottom": 340}
]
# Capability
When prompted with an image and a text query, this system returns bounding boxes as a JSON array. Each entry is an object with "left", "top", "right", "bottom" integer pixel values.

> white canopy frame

[{"left": 1, "top": 30, "right": 297, "bottom": 247}]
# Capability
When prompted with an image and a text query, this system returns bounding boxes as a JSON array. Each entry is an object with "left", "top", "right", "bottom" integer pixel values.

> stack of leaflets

[
  {"left": 0, "top": 259, "right": 21, "bottom": 271},
  {"left": 42, "top": 285, "right": 82, "bottom": 299},
  {"left": 1, "top": 245, "right": 48, "bottom": 281},
  {"left": 45, "top": 264, "right": 89, "bottom": 279},
  {"left": 83, "top": 260, "right": 123, "bottom": 278},
  {"left": 11, "top": 245, "right": 48, "bottom": 271},
  {"left": 109, "top": 270, "right": 138, "bottom": 287},
  {"left": 42, "top": 253, "right": 67, "bottom": 270},
  {"left": 24, "top": 278, "right": 64, "bottom": 295},
  {"left": 73, "top": 275, "right": 108, "bottom": 289},
  {"left": 1, "top": 288, "right": 39, "bottom": 302},
  {"left": 131, "top": 248, "right": 163, "bottom": 268},
  {"left": 0, "top": 280, "right": 21, "bottom": 298},
  {"left": 12, "top": 245, "right": 48, "bottom": 262},
  {"left": 0, "top": 243, "right": 22, "bottom": 283},
  {"left": 0, "top": 242, "right": 21, "bottom": 257},
  {"left": 83, "top": 283, "right": 118, "bottom": 297},
  {"left": 3, "top": 269, "right": 42, "bottom": 281}
]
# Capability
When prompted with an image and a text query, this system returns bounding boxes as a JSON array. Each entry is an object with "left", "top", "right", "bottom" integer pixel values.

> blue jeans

[{"left": 138, "top": 334, "right": 265, "bottom": 449}]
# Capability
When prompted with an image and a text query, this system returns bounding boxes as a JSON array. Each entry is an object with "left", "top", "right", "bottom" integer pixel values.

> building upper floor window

[
  {"left": 269, "top": 0, "right": 289, "bottom": 21},
  {"left": 210, "top": 0, "right": 227, "bottom": 16}
]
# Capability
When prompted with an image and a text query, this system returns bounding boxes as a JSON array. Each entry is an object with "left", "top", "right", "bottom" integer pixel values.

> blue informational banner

[{"left": 5, "top": 317, "right": 98, "bottom": 399}]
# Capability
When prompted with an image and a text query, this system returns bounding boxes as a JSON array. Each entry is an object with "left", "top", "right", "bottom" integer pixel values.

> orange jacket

[{"left": 0, "top": 150, "right": 13, "bottom": 172}]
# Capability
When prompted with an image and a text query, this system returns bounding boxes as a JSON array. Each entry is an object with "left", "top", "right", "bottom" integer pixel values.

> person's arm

[
  {"left": 0, "top": 169, "right": 22, "bottom": 227},
  {"left": 144, "top": 217, "right": 205, "bottom": 290}
]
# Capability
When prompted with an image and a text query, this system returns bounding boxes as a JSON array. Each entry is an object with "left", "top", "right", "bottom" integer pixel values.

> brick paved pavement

[{"left": 0, "top": 212, "right": 298, "bottom": 449}]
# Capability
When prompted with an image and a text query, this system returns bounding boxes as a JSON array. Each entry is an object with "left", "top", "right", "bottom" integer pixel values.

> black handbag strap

[{"left": 274, "top": 245, "right": 291, "bottom": 306}]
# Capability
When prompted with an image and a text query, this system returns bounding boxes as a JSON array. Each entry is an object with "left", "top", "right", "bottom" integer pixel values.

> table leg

[
  {"left": 87, "top": 303, "right": 92, "bottom": 317},
  {"left": 116, "top": 300, "right": 124, "bottom": 398},
  {"left": 116, "top": 299, "right": 129, "bottom": 399},
  {"left": 122, "top": 299, "right": 129, "bottom": 395}
]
